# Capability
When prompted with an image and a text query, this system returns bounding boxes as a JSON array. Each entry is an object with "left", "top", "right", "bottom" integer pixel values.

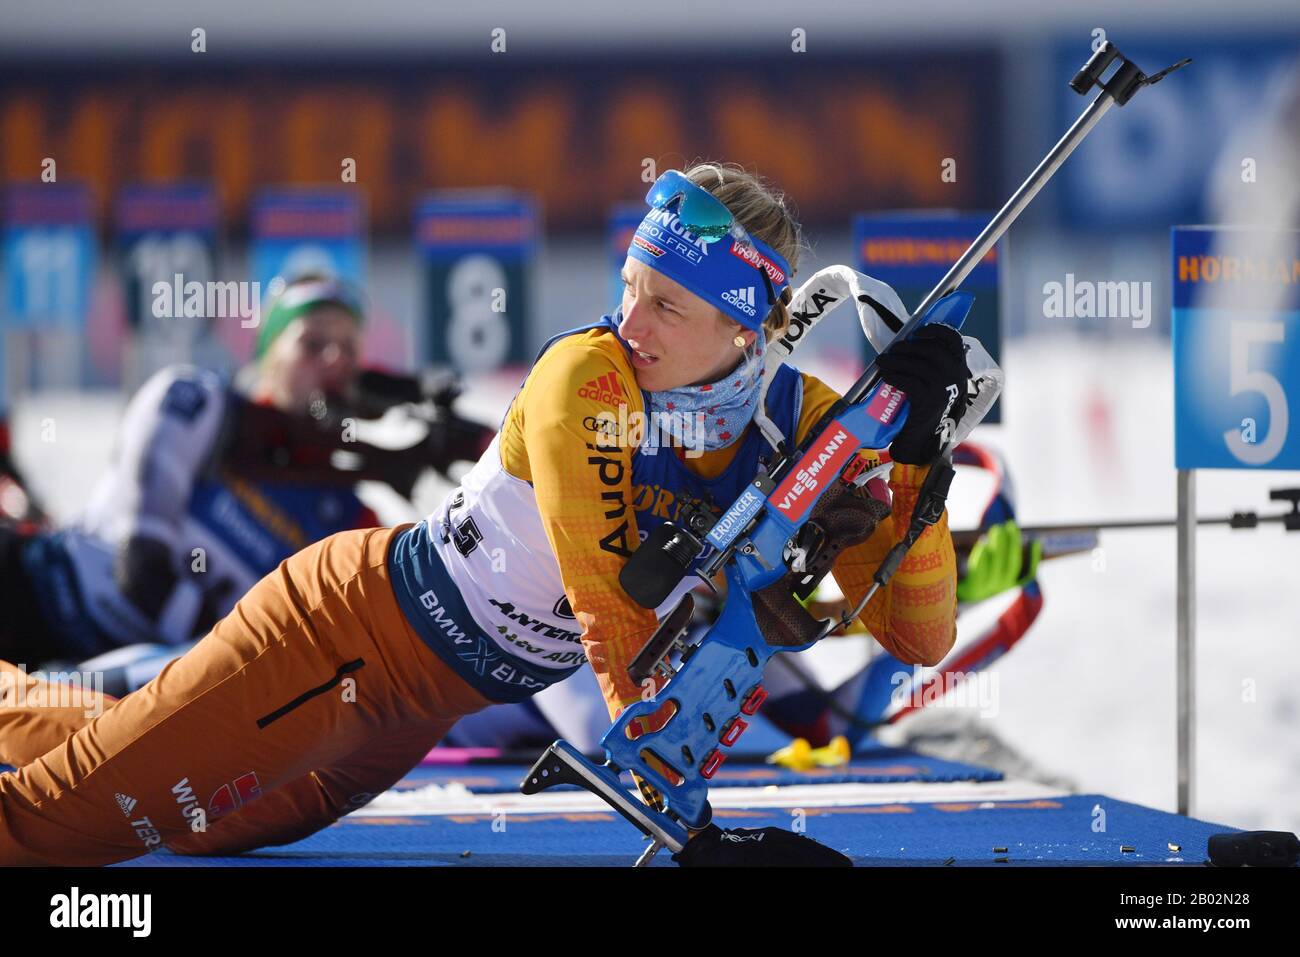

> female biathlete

[{"left": 0, "top": 163, "right": 968, "bottom": 866}]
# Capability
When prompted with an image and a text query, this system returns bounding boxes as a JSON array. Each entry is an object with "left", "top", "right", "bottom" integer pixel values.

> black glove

[
  {"left": 421, "top": 411, "right": 495, "bottom": 473},
  {"left": 355, "top": 368, "right": 462, "bottom": 419},
  {"left": 875, "top": 324, "right": 970, "bottom": 465},
  {"left": 753, "top": 479, "right": 891, "bottom": 647},
  {"left": 671, "top": 823, "right": 852, "bottom": 867},
  {"left": 115, "top": 533, "right": 179, "bottom": 622}
]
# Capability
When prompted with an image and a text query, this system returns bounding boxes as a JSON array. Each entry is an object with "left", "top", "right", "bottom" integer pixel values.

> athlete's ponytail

[{"left": 681, "top": 160, "right": 808, "bottom": 344}]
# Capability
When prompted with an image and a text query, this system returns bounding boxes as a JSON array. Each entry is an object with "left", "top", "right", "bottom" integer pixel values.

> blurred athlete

[{"left": 0, "top": 274, "right": 490, "bottom": 671}]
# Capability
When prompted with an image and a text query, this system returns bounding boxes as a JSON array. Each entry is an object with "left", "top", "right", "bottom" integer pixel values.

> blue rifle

[
  {"left": 520, "top": 292, "right": 974, "bottom": 862},
  {"left": 520, "top": 39, "right": 1189, "bottom": 865}
]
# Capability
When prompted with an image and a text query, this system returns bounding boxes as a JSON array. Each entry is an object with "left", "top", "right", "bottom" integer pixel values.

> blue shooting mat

[
  {"left": 0, "top": 757, "right": 1258, "bottom": 867},
  {"left": 108, "top": 793, "right": 1245, "bottom": 868}
]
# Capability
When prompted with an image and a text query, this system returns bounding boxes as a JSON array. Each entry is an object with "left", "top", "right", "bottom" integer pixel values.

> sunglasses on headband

[{"left": 644, "top": 169, "right": 779, "bottom": 307}]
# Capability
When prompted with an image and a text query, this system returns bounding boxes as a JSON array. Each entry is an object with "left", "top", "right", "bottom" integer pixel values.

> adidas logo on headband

[{"left": 721, "top": 287, "right": 757, "bottom": 316}]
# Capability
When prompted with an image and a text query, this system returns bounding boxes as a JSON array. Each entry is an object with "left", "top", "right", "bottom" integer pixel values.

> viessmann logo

[{"left": 770, "top": 424, "right": 857, "bottom": 521}]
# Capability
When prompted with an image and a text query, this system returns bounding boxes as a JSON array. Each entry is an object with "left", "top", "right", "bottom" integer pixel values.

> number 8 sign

[
  {"left": 416, "top": 192, "right": 537, "bottom": 375},
  {"left": 1173, "top": 227, "right": 1300, "bottom": 470}
]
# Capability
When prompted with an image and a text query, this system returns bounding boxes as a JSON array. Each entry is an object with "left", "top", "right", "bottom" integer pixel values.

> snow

[{"left": 973, "top": 336, "right": 1300, "bottom": 835}]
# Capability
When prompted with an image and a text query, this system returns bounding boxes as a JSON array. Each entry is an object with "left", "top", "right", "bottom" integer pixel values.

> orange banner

[{"left": 0, "top": 54, "right": 999, "bottom": 232}]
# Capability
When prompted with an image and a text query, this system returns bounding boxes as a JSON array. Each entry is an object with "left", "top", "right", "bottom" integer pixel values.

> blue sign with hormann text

[{"left": 1172, "top": 226, "right": 1300, "bottom": 470}]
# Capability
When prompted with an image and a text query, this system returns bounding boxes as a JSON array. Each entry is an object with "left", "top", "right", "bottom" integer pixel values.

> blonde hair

[{"left": 682, "top": 160, "right": 808, "bottom": 343}]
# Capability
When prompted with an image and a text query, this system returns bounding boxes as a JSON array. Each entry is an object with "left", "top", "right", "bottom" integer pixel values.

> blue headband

[{"left": 626, "top": 205, "right": 792, "bottom": 333}]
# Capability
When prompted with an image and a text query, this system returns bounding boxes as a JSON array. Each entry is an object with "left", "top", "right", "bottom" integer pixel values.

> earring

[{"left": 733, "top": 335, "right": 746, "bottom": 348}]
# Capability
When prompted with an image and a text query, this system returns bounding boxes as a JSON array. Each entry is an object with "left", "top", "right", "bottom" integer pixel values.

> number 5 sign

[
  {"left": 1172, "top": 226, "right": 1300, "bottom": 470},
  {"left": 1170, "top": 225, "right": 1299, "bottom": 818}
]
